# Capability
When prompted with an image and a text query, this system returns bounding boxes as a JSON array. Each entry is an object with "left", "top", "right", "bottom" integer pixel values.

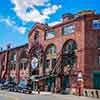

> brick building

[{"left": 0, "top": 10, "right": 100, "bottom": 94}]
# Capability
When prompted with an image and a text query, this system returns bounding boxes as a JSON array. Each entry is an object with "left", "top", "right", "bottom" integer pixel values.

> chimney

[
  {"left": 62, "top": 13, "right": 74, "bottom": 22},
  {"left": 76, "top": 10, "right": 96, "bottom": 17},
  {"left": 6, "top": 43, "right": 11, "bottom": 50}
]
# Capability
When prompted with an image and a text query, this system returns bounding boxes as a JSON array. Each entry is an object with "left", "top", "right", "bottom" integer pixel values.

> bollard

[
  {"left": 95, "top": 90, "right": 99, "bottom": 98},
  {"left": 91, "top": 91, "right": 94, "bottom": 97},
  {"left": 85, "top": 90, "right": 88, "bottom": 96}
]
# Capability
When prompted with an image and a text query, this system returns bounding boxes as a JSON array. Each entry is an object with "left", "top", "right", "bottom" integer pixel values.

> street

[{"left": 0, "top": 90, "right": 99, "bottom": 100}]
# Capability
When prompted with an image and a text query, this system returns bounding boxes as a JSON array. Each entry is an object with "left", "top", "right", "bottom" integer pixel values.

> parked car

[
  {"left": 8, "top": 81, "right": 16, "bottom": 92},
  {"left": 0, "top": 80, "right": 6, "bottom": 89},
  {"left": 1, "top": 80, "right": 16, "bottom": 91},
  {"left": 0, "top": 80, "right": 9, "bottom": 90},
  {"left": 14, "top": 80, "right": 27, "bottom": 93},
  {"left": 23, "top": 79, "right": 33, "bottom": 94}
]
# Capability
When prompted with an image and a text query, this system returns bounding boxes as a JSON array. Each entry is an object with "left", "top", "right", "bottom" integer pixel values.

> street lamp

[{"left": 77, "top": 71, "right": 83, "bottom": 96}]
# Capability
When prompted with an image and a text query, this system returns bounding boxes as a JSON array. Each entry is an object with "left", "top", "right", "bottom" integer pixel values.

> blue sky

[{"left": 0, "top": 0, "right": 100, "bottom": 50}]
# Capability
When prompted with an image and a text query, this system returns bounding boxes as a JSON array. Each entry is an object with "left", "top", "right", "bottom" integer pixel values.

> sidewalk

[
  {"left": 32, "top": 91, "right": 52, "bottom": 95},
  {"left": 32, "top": 91, "right": 100, "bottom": 100}
]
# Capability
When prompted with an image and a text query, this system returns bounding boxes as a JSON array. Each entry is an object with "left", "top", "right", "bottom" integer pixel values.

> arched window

[
  {"left": 34, "top": 30, "right": 40, "bottom": 41},
  {"left": 63, "top": 40, "right": 77, "bottom": 53},
  {"left": 45, "top": 44, "right": 56, "bottom": 69},
  {"left": 19, "top": 51, "right": 28, "bottom": 70},
  {"left": 46, "top": 44, "right": 56, "bottom": 55},
  {"left": 9, "top": 53, "right": 16, "bottom": 70},
  {"left": 62, "top": 40, "right": 77, "bottom": 66}
]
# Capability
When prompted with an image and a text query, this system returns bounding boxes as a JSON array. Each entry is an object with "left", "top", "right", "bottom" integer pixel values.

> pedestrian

[{"left": 37, "top": 85, "right": 40, "bottom": 94}]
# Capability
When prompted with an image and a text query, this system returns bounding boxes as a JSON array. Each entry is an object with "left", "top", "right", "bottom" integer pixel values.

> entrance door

[
  {"left": 63, "top": 75, "right": 69, "bottom": 90},
  {"left": 93, "top": 72, "right": 100, "bottom": 89},
  {"left": 47, "top": 76, "right": 54, "bottom": 91}
]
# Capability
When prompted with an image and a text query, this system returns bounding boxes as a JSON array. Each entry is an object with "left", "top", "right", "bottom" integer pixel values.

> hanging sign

[{"left": 31, "top": 57, "right": 39, "bottom": 70}]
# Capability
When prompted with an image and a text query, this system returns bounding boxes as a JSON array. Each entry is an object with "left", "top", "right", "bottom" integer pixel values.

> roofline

[
  {"left": 0, "top": 43, "right": 28, "bottom": 54},
  {"left": 28, "top": 23, "right": 45, "bottom": 37},
  {"left": 28, "top": 14, "right": 86, "bottom": 37},
  {"left": 50, "top": 14, "right": 100, "bottom": 28},
  {"left": 29, "top": 14, "right": 100, "bottom": 35}
]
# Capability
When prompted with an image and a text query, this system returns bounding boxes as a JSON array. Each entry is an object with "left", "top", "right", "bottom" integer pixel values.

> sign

[
  {"left": 77, "top": 72, "right": 83, "bottom": 81},
  {"left": 31, "top": 57, "right": 39, "bottom": 70}
]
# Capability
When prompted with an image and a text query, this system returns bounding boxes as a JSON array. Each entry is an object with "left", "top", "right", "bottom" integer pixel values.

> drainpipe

[{"left": 16, "top": 51, "right": 20, "bottom": 84}]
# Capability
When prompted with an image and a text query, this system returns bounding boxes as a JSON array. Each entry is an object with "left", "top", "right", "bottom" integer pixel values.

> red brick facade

[{"left": 0, "top": 10, "right": 100, "bottom": 94}]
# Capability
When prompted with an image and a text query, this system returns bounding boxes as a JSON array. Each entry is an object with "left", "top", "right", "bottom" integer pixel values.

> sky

[{"left": 0, "top": 0, "right": 100, "bottom": 50}]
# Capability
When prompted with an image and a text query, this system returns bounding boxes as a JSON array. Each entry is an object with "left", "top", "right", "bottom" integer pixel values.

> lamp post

[{"left": 77, "top": 71, "right": 83, "bottom": 96}]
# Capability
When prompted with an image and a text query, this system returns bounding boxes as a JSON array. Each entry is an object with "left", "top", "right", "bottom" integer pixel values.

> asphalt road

[{"left": 0, "top": 90, "right": 99, "bottom": 100}]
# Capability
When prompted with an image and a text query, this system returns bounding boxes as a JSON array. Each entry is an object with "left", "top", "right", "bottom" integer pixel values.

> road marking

[
  {"left": 0, "top": 94, "right": 21, "bottom": 100},
  {"left": 5, "top": 95, "right": 21, "bottom": 100}
]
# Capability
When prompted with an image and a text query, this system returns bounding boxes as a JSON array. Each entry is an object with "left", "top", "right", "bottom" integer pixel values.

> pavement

[{"left": 0, "top": 90, "right": 99, "bottom": 100}]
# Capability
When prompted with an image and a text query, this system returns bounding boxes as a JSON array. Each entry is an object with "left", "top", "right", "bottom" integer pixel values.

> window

[
  {"left": 19, "top": 63, "right": 23, "bottom": 70},
  {"left": 47, "top": 45, "right": 56, "bottom": 55},
  {"left": 13, "top": 64, "right": 16, "bottom": 70},
  {"left": 92, "top": 20, "right": 100, "bottom": 29},
  {"left": 11, "top": 54, "right": 16, "bottom": 62},
  {"left": 24, "top": 62, "right": 28, "bottom": 70},
  {"left": 63, "top": 24, "right": 75, "bottom": 35},
  {"left": 34, "top": 30, "right": 40, "bottom": 41},
  {"left": 98, "top": 39, "right": 100, "bottom": 48},
  {"left": 45, "top": 31, "right": 55, "bottom": 40},
  {"left": 52, "top": 59, "right": 56, "bottom": 67},
  {"left": 63, "top": 40, "right": 77, "bottom": 53},
  {"left": 9, "top": 63, "right": 16, "bottom": 70},
  {"left": 45, "top": 60, "right": 50, "bottom": 68},
  {"left": 13, "top": 55, "right": 16, "bottom": 61},
  {"left": 9, "top": 64, "right": 13, "bottom": 70},
  {"left": 98, "top": 54, "right": 100, "bottom": 64},
  {"left": 63, "top": 40, "right": 77, "bottom": 66}
]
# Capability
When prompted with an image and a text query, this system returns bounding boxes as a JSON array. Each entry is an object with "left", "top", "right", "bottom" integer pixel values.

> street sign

[
  {"left": 77, "top": 72, "right": 83, "bottom": 81},
  {"left": 31, "top": 57, "right": 39, "bottom": 70}
]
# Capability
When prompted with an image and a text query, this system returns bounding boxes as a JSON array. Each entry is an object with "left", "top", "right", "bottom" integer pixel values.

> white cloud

[
  {"left": 49, "top": 20, "right": 62, "bottom": 26},
  {"left": 11, "top": 0, "right": 49, "bottom": 9},
  {"left": 11, "top": 0, "right": 62, "bottom": 23},
  {"left": 0, "top": 16, "right": 26, "bottom": 34},
  {"left": 17, "top": 26, "right": 26, "bottom": 34},
  {"left": 46, "top": 3, "right": 51, "bottom": 7},
  {"left": 14, "top": 7, "right": 49, "bottom": 23},
  {"left": 0, "top": 16, "right": 16, "bottom": 26},
  {"left": 43, "top": 5, "right": 62, "bottom": 15},
  {"left": 11, "top": 0, "right": 49, "bottom": 23}
]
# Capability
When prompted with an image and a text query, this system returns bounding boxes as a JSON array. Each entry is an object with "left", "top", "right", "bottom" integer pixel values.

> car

[
  {"left": 0, "top": 80, "right": 9, "bottom": 90},
  {"left": 0, "top": 80, "right": 6, "bottom": 89},
  {"left": 8, "top": 81, "right": 16, "bottom": 92},
  {"left": 14, "top": 80, "right": 27, "bottom": 93},
  {"left": 1, "top": 80, "right": 16, "bottom": 91},
  {"left": 23, "top": 82, "right": 33, "bottom": 94}
]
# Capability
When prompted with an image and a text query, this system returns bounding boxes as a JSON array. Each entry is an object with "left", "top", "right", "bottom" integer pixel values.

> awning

[{"left": 30, "top": 74, "right": 57, "bottom": 82}]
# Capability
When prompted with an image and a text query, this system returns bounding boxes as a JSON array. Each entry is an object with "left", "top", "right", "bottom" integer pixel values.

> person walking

[{"left": 37, "top": 84, "right": 40, "bottom": 94}]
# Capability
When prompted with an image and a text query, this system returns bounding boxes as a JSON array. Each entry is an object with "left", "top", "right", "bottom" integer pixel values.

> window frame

[
  {"left": 46, "top": 45, "right": 56, "bottom": 55},
  {"left": 63, "top": 24, "right": 76, "bottom": 35},
  {"left": 45, "top": 30, "right": 56, "bottom": 40},
  {"left": 34, "top": 30, "right": 40, "bottom": 41},
  {"left": 92, "top": 19, "right": 100, "bottom": 30}
]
